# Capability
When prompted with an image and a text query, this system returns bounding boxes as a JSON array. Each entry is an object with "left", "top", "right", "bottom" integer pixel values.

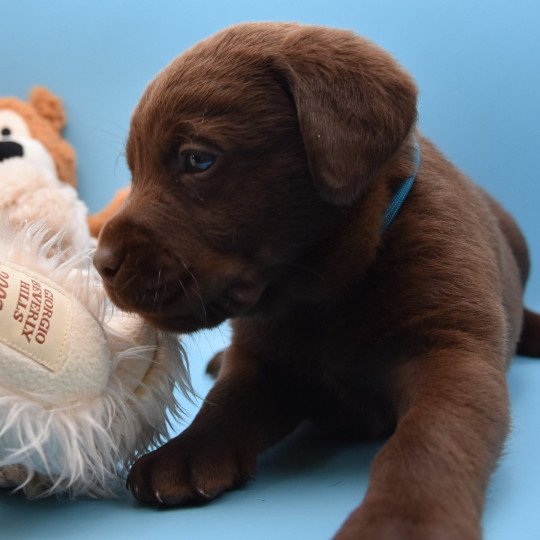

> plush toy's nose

[
  {"left": 94, "top": 245, "right": 124, "bottom": 285},
  {"left": 0, "top": 141, "right": 24, "bottom": 161}
]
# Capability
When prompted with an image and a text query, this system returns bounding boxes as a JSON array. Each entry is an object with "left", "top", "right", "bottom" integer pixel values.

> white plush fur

[
  {"left": 0, "top": 220, "right": 191, "bottom": 498},
  {"left": 0, "top": 158, "right": 89, "bottom": 254}
]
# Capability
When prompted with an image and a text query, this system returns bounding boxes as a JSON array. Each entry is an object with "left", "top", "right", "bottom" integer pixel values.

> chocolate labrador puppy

[{"left": 94, "top": 23, "right": 540, "bottom": 539}]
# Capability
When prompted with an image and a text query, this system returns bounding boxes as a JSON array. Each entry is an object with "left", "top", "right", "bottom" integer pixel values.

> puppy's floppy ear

[{"left": 274, "top": 27, "right": 418, "bottom": 205}]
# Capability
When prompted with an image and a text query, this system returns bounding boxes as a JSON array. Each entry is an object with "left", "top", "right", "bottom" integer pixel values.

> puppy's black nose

[
  {"left": 0, "top": 141, "right": 24, "bottom": 162},
  {"left": 94, "top": 245, "right": 124, "bottom": 285}
]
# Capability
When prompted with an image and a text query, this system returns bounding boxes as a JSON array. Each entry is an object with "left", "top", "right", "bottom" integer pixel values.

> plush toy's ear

[
  {"left": 88, "top": 187, "right": 131, "bottom": 238},
  {"left": 29, "top": 87, "right": 67, "bottom": 132},
  {"left": 274, "top": 28, "right": 418, "bottom": 205}
]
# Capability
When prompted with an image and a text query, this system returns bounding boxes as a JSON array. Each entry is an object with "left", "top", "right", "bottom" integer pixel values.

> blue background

[{"left": 2, "top": 1, "right": 540, "bottom": 538}]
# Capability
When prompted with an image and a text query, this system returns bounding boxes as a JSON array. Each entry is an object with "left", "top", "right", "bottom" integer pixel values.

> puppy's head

[{"left": 95, "top": 23, "right": 417, "bottom": 332}]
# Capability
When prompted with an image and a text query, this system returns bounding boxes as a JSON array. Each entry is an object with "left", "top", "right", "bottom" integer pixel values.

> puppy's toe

[
  {"left": 189, "top": 452, "right": 254, "bottom": 500},
  {"left": 127, "top": 446, "right": 192, "bottom": 506},
  {"left": 127, "top": 438, "right": 255, "bottom": 507}
]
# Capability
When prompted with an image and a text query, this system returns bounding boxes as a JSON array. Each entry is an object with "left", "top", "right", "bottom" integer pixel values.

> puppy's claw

[
  {"left": 132, "top": 483, "right": 140, "bottom": 500},
  {"left": 193, "top": 486, "right": 211, "bottom": 500}
]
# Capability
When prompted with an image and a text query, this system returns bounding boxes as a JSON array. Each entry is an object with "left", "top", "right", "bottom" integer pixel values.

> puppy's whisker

[
  {"left": 176, "top": 277, "right": 206, "bottom": 322},
  {"left": 84, "top": 122, "right": 126, "bottom": 145},
  {"left": 176, "top": 278, "right": 189, "bottom": 304},
  {"left": 189, "top": 281, "right": 208, "bottom": 324},
  {"left": 116, "top": 272, "right": 139, "bottom": 294},
  {"left": 194, "top": 106, "right": 209, "bottom": 133},
  {"left": 114, "top": 152, "right": 127, "bottom": 177},
  {"left": 180, "top": 260, "right": 208, "bottom": 324},
  {"left": 152, "top": 268, "right": 163, "bottom": 308}
]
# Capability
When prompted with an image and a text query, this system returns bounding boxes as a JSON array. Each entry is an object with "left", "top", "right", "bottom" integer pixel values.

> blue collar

[{"left": 381, "top": 140, "right": 420, "bottom": 231}]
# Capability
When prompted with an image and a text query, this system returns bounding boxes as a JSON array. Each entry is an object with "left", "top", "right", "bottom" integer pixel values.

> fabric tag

[{"left": 0, "top": 261, "right": 71, "bottom": 372}]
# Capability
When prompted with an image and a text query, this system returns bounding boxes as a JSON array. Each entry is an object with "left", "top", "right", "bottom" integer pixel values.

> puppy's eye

[
  {"left": 180, "top": 150, "right": 215, "bottom": 173},
  {"left": 1, "top": 128, "right": 11, "bottom": 137}
]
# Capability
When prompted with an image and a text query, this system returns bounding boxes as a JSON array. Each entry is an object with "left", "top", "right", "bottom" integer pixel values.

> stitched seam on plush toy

[
  {"left": 0, "top": 335, "right": 59, "bottom": 373},
  {"left": 0, "top": 260, "right": 71, "bottom": 373}
]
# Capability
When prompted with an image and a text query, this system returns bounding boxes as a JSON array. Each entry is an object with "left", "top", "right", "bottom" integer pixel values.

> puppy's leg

[
  {"left": 335, "top": 346, "right": 509, "bottom": 540},
  {"left": 128, "top": 350, "right": 304, "bottom": 505}
]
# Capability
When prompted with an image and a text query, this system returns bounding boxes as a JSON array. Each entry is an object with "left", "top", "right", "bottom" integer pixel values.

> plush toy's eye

[
  {"left": 180, "top": 150, "right": 215, "bottom": 173},
  {"left": 0, "top": 111, "right": 30, "bottom": 139}
]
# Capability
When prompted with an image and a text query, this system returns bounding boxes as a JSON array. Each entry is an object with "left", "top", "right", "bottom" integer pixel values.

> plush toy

[
  {"left": 88, "top": 186, "right": 130, "bottom": 238},
  {"left": 0, "top": 88, "right": 188, "bottom": 497},
  {"left": 0, "top": 88, "right": 88, "bottom": 252}
]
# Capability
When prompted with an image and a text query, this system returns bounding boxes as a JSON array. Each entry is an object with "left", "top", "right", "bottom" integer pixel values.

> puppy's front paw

[{"left": 127, "top": 434, "right": 255, "bottom": 506}]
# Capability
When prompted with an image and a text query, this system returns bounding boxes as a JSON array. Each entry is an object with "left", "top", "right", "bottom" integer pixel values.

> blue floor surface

[{"left": 2, "top": 326, "right": 540, "bottom": 539}]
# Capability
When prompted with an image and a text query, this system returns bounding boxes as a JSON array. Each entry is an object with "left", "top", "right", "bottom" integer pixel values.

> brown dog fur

[{"left": 94, "top": 23, "right": 540, "bottom": 539}]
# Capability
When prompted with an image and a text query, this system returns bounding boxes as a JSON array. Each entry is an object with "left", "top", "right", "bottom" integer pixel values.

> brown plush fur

[
  {"left": 0, "top": 87, "right": 76, "bottom": 186},
  {"left": 88, "top": 187, "right": 129, "bottom": 237},
  {"left": 94, "top": 23, "right": 540, "bottom": 539}
]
